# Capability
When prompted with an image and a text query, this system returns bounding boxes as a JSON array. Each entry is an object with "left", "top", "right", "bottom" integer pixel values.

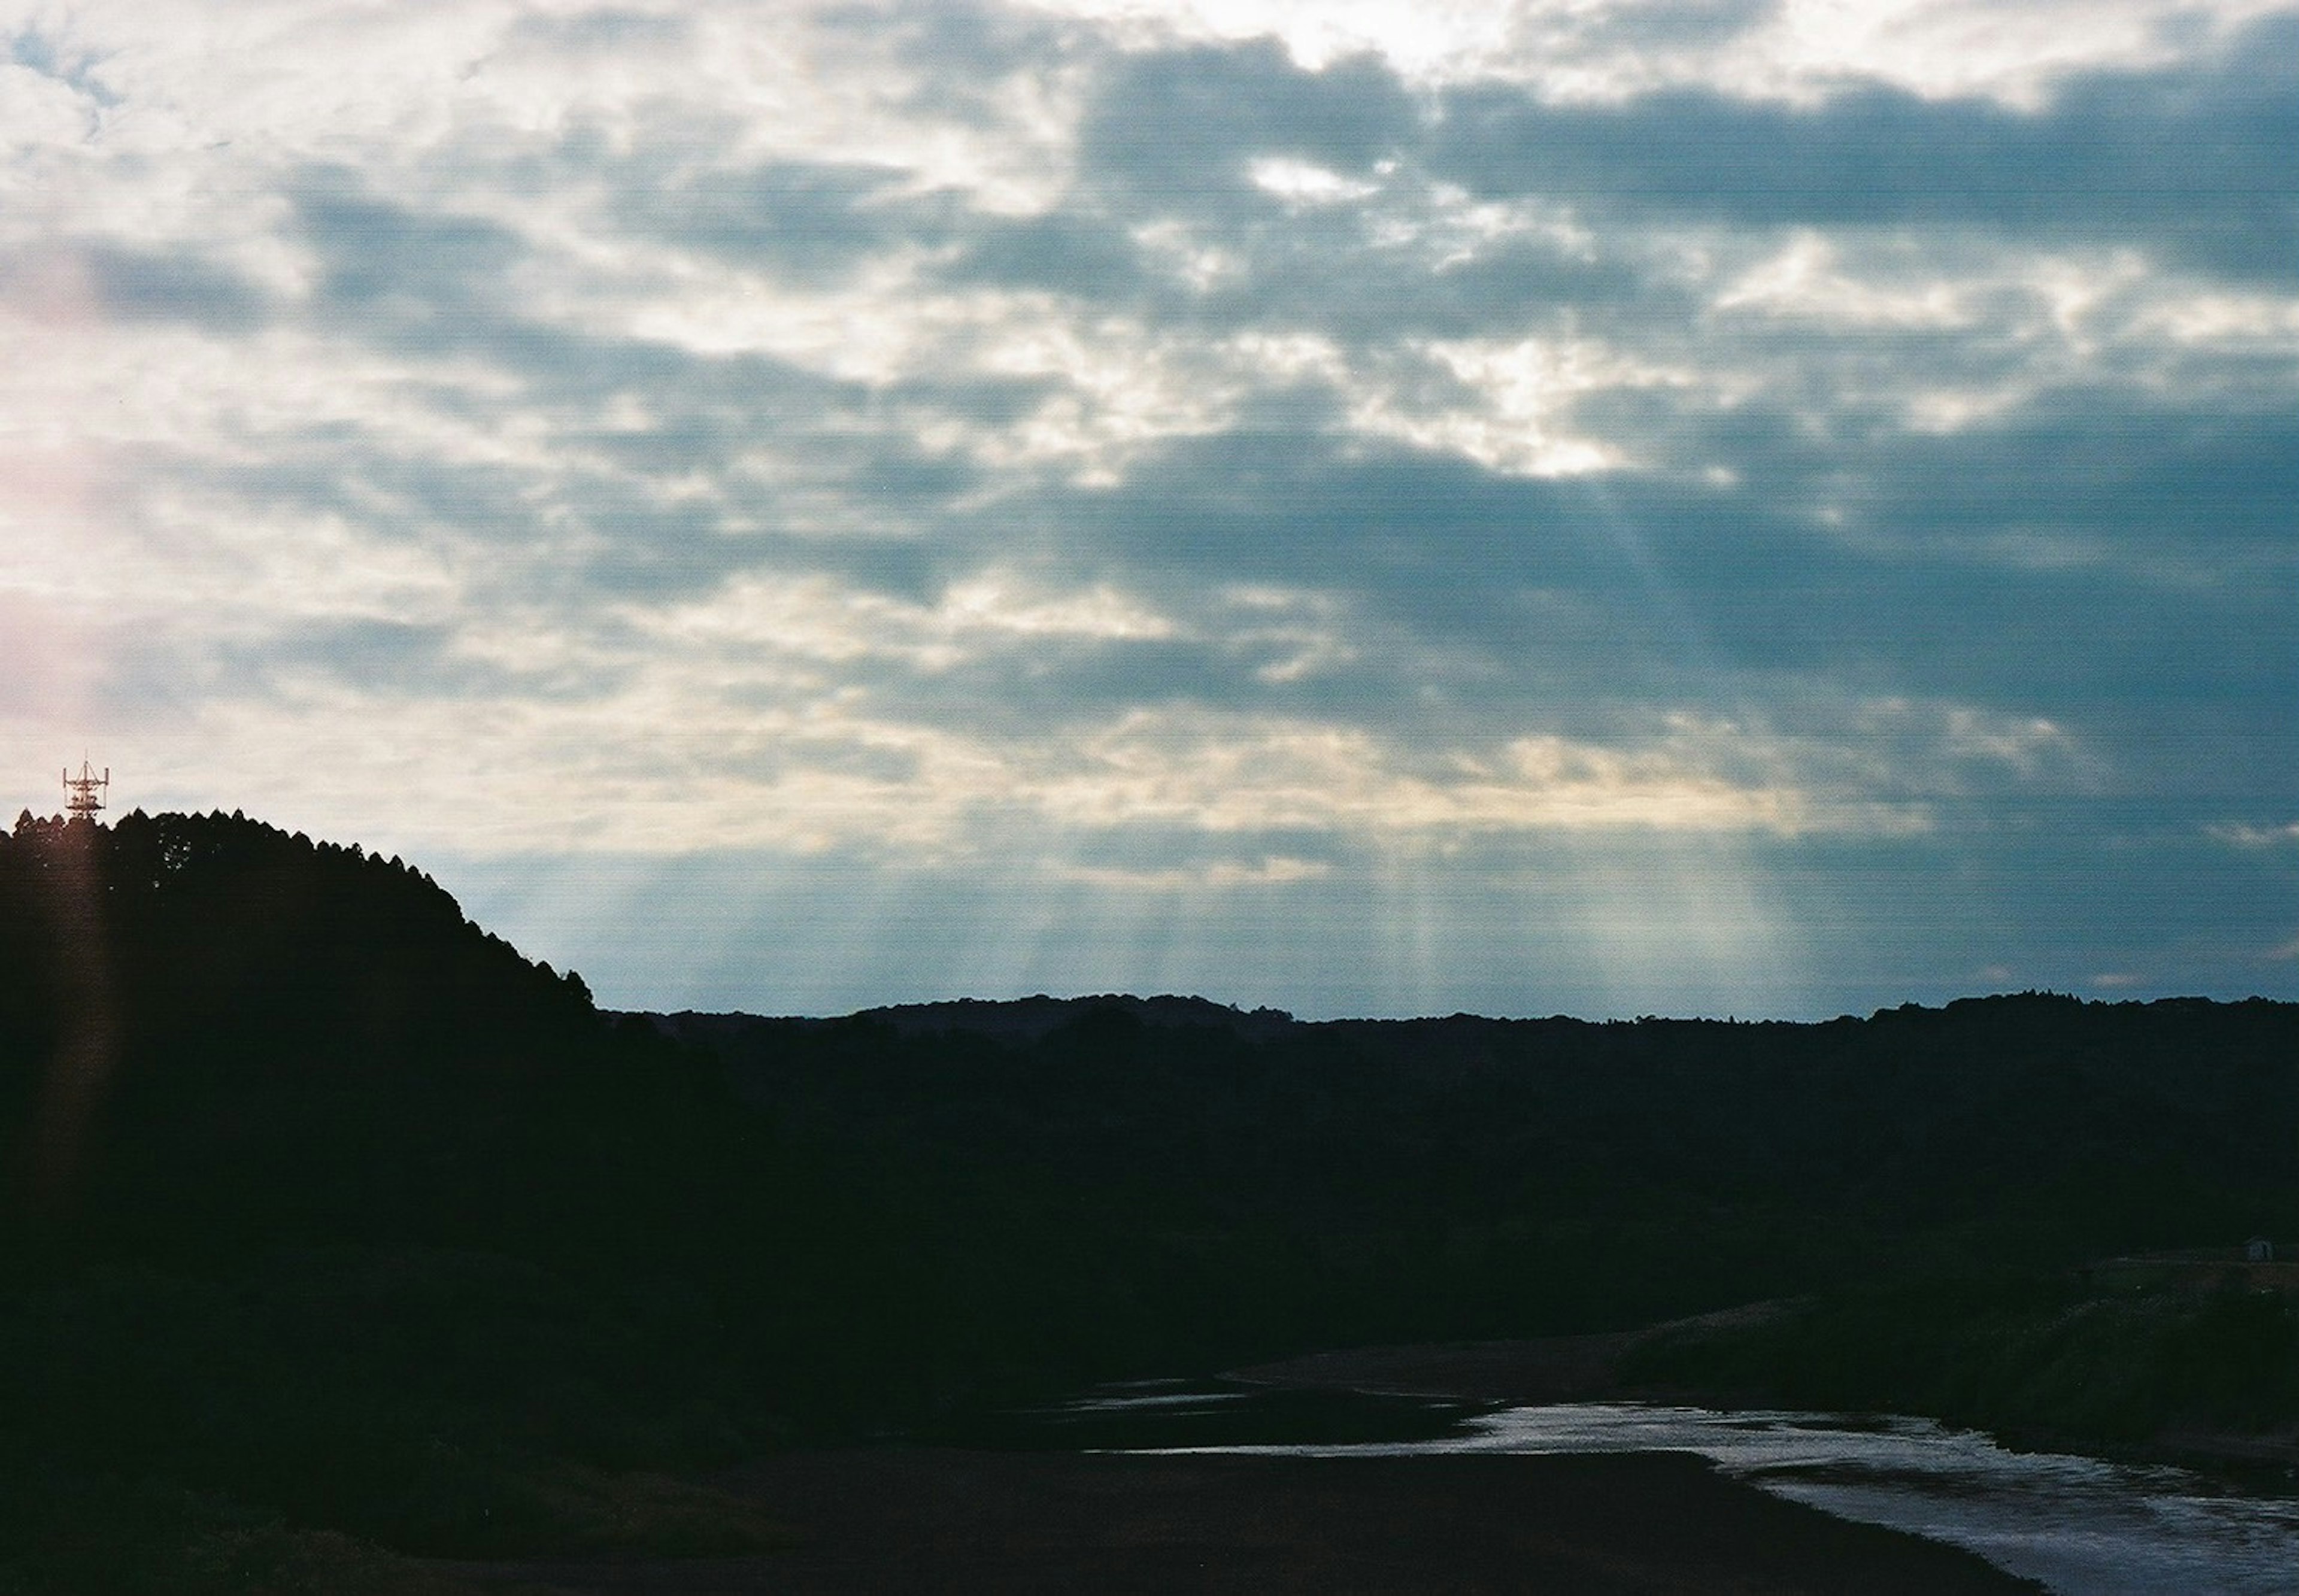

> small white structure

[{"left": 2245, "top": 1236, "right": 2274, "bottom": 1263}]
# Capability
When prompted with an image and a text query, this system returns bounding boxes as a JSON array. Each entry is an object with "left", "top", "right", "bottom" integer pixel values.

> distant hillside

[
  {"left": 658, "top": 991, "right": 2299, "bottom": 1267},
  {"left": 676, "top": 991, "right": 1300, "bottom": 1044}
]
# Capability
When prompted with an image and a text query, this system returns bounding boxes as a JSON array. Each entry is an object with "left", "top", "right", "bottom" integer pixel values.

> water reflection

[
  {"left": 965, "top": 1377, "right": 1487, "bottom": 1452},
  {"left": 1114, "top": 1397, "right": 2299, "bottom": 1596}
]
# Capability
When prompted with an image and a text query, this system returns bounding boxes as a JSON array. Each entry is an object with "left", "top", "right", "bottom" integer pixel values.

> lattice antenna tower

[{"left": 63, "top": 760, "right": 110, "bottom": 821}]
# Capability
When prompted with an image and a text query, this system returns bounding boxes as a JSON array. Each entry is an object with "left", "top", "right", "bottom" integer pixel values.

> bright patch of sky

[{"left": 2, "top": 0, "right": 2292, "bottom": 1017}]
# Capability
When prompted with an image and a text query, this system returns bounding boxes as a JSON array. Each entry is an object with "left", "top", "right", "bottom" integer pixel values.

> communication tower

[{"left": 63, "top": 760, "right": 110, "bottom": 821}]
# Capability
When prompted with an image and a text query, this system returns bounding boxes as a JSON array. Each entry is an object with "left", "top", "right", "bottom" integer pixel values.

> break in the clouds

[{"left": 2, "top": 0, "right": 2293, "bottom": 1018}]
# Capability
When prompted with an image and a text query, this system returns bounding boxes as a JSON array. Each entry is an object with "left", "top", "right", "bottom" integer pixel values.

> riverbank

[
  {"left": 1229, "top": 1298, "right": 1792, "bottom": 1408},
  {"left": 1233, "top": 1305, "right": 2299, "bottom": 1479},
  {"left": 440, "top": 1446, "right": 2040, "bottom": 1593}
]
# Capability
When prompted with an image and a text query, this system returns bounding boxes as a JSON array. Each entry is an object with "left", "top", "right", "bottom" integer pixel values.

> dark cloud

[
  {"left": 939, "top": 210, "right": 1149, "bottom": 300},
  {"left": 612, "top": 160, "right": 927, "bottom": 284},
  {"left": 1058, "top": 18, "right": 2295, "bottom": 292},
  {"left": 1079, "top": 39, "right": 1420, "bottom": 202},
  {"left": 80, "top": 245, "right": 270, "bottom": 331},
  {"left": 1428, "top": 14, "right": 2299, "bottom": 280},
  {"left": 236, "top": 619, "right": 481, "bottom": 692},
  {"left": 1855, "top": 408, "right": 2299, "bottom": 567},
  {"left": 199, "top": 421, "right": 975, "bottom": 611},
  {"left": 271, "top": 171, "right": 1039, "bottom": 600},
  {"left": 0, "top": 244, "right": 269, "bottom": 332},
  {"left": 906, "top": 368, "right": 2288, "bottom": 811},
  {"left": 1041, "top": 429, "right": 1707, "bottom": 619},
  {"left": 871, "top": 0, "right": 1085, "bottom": 126},
  {"left": 297, "top": 184, "right": 529, "bottom": 315}
]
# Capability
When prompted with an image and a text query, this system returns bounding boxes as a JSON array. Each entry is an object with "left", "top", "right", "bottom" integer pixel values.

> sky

[{"left": 2, "top": 0, "right": 2294, "bottom": 1020}]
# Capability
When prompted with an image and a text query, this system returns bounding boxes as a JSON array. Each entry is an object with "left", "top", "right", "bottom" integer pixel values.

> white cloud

[
  {"left": 0, "top": 59, "right": 94, "bottom": 150},
  {"left": 642, "top": 569, "right": 1177, "bottom": 674},
  {"left": 1749, "top": 0, "right": 2293, "bottom": 107},
  {"left": 1937, "top": 708, "right": 2077, "bottom": 778},
  {"left": 1059, "top": 855, "right": 1332, "bottom": 889},
  {"left": 1713, "top": 233, "right": 1980, "bottom": 330},
  {"left": 2211, "top": 821, "right": 2299, "bottom": 849},
  {"left": 1248, "top": 155, "right": 1382, "bottom": 205},
  {"left": 1353, "top": 336, "right": 1665, "bottom": 475}
]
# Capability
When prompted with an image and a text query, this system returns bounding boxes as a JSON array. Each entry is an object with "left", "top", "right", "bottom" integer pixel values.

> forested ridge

[
  {"left": 1, "top": 809, "right": 2292, "bottom": 1591},
  {"left": 681, "top": 992, "right": 2296, "bottom": 1263}
]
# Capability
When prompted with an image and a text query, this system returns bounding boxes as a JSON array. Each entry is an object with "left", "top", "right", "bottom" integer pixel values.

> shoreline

[
  {"left": 1230, "top": 1319, "right": 2299, "bottom": 1480},
  {"left": 441, "top": 1446, "right": 2042, "bottom": 1593},
  {"left": 1226, "top": 1300, "right": 1795, "bottom": 1410}
]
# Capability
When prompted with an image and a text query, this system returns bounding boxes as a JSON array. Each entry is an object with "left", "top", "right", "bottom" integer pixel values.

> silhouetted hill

[
  {"left": 0, "top": 811, "right": 817, "bottom": 1587},
  {"left": 643, "top": 990, "right": 2297, "bottom": 1427},
  {"left": 0, "top": 810, "right": 732, "bottom": 1262},
  {"left": 659, "top": 992, "right": 2298, "bottom": 1271},
  {"left": 700, "top": 992, "right": 1300, "bottom": 1045},
  {"left": 1, "top": 806, "right": 594, "bottom": 1073}
]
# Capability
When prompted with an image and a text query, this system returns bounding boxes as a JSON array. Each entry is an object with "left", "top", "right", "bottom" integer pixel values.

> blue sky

[{"left": 4, "top": 0, "right": 2293, "bottom": 1018}]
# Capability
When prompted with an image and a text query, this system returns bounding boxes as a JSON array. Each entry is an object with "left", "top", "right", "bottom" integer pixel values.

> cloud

[
  {"left": 5, "top": 245, "right": 272, "bottom": 332},
  {"left": 2211, "top": 821, "right": 2299, "bottom": 848},
  {"left": 2, "top": 0, "right": 2292, "bottom": 1014},
  {"left": 1058, "top": 854, "right": 1333, "bottom": 890},
  {"left": 1080, "top": 37, "right": 1417, "bottom": 199},
  {"left": 1425, "top": 16, "right": 2299, "bottom": 281}
]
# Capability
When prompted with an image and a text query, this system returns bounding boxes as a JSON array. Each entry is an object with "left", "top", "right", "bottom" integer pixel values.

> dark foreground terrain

[
  {"left": 442, "top": 1448, "right": 2038, "bottom": 1595},
  {"left": 0, "top": 808, "right": 2288, "bottom": 1589}
]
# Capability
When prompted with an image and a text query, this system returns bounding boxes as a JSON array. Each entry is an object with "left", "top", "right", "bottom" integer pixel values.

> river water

[{"left": 1028, "top": 1385, "right": 2299, "bottom": 1594}]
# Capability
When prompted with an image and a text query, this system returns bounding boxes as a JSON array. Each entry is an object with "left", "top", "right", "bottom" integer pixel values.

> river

[{"left": 1023, "top": 1383, "right": 2299, "bottom": 1594}]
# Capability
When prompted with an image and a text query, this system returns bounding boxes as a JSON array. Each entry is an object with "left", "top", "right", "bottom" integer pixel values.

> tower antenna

[{"left": 63, "top": 760, "right": 110, "bottom": 822}]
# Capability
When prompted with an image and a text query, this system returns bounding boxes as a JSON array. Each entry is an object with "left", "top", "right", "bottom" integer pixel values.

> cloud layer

[{"left": 4, "top": 0, "right": 2293, "bottom": 1015}]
